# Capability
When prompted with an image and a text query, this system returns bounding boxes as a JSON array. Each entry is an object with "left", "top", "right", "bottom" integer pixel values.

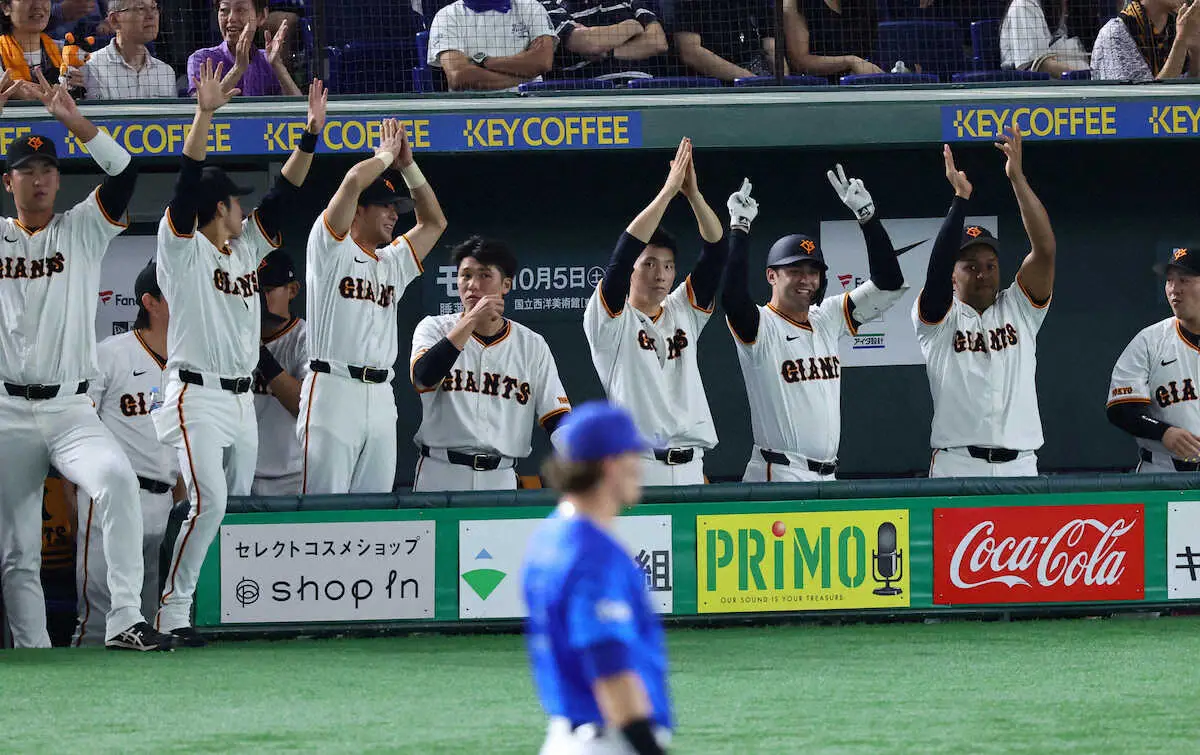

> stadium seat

[
  {"left": 839, "top": 72, "right": 939, "bottom": 85},
  {"left": 518, "top": 79, "right": 618, "bottom": 93},
  {"left": 951, "top": 69, "right": 1051, "bottom": 83},
  {"left": 733, "top": 75, "right": 829, "bottom": 87},
  {"left": 1062, "top": 69, "right": 1092, "bottom": 80},
  {"left": 970, "top": 19, "right": 1002, "bottom": 70},
  {"left": 325, "top": 2, "right": 425, "bottom": 47},
  {"left": 412, "top": 30, "right": 439, "bottom": 93},
  {"left": 627, "top": 76, "right": 722, "bottom": 88},
  {"left": 327, "top": 41, "right": 420, "bottom": 94},
  {"left": 875, "top": 20, "right": 963, "bottom": 79}
]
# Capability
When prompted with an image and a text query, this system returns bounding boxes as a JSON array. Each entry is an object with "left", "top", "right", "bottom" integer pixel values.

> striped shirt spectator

[
  {"left": 540, "top": 0, "right": 668, "bottom": 78},
  {"left": 81, "top": 0, "right": 176, "bottom": 99}
]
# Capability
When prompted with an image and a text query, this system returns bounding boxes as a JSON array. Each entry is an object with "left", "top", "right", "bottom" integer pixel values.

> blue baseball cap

[{"left": 558, "top": 401, "right": 648, "bottom": 463}]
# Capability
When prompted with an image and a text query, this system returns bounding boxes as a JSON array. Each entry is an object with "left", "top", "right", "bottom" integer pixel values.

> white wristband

[
  {"left": 374, "top": 151, "right": 394, "bottom": 169},
  {"left": 84, "top": 129, "right": 131, "bottom": 176},
  {"left": 400, "top": 162, "right": 426, "bottom": 190}
]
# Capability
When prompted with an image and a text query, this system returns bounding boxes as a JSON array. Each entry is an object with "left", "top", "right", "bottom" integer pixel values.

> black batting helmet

[{"left": 767, "top": 233, "right": 828, "bottom": 303}]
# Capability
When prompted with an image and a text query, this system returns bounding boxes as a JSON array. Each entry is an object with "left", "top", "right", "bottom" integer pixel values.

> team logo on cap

[
  {"left": 1174, "top": 248, "right": 1189, "bottom": 260},
  {"left": 26, "top": 136, "right": 44, "bottom": 149},
  {"left": 966, "top": 226, "right": 983, "bottom": 238},
  {"left": 384, "top": 179, "right": 396, "bottom": 192},
  {"left": 799, "top": 239, "right": 816, "bottom": 253}
]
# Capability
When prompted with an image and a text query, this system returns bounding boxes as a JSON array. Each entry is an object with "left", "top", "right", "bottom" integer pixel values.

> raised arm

[
  {"left": 1000, "top": 128, "right": 1055, "bottom": 304},
  {"left": 722, "top": 179, "right": 761, "bottom": 343},
  {"left": 917, "top": 145, "right": 971, "bottom": 324},
  {"left": 1160, "top": 3, "right": 1199, "bottom": 80},
  {"left": 170, "top": 60, "right": 239, "bottom": 235},
  {"left": 680, "top": 150, "right": 725, "bottom": 309},
  {"left": 827, "top": 164, "right": 903, "bottom": 292},
  {"left": 393, "top": 125, "right": 447, "bottom": 263},
  {"left": 255, "top": 79, "right": 327, "bottom": 242},
  {"left": 324, "top": 119, "right": 408, "bottom": 239},
  {"left": 264, "top": 19, "right": 302, "bottom": 97}
]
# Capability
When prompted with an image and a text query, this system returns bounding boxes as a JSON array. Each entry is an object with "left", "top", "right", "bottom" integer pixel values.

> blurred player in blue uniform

[{"left": 522, "top": 401, "right": 673, "bottom": 755}]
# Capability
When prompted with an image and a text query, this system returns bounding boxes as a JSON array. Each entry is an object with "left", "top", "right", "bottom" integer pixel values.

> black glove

[{"left": 256, "top": 345, "right": 284, "bottom": 384}]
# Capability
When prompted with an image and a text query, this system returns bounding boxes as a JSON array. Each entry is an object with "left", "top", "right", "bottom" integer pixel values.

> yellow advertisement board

[{"left": 697, "top": 511, "right": 910, "bottom": 614}]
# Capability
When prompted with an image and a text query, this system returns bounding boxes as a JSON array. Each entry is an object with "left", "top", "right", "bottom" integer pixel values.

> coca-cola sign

[{"left": 935, "top": 505, "right": 1145, "bottom": 604}]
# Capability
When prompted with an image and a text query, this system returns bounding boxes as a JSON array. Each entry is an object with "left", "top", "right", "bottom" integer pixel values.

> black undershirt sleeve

[
  {"left": 166, "top": 156, "right": 204, "bottom": 235},
  {"left": 917, "top": 196, "right": 966, "bottom": 324},
  {"left": 412, "top": 338, "right": 461, "bottom": 388},
  {"left": 253, "top": 175, "right": 301, "bottom": 243},
  {"left": 688, "top": 237, "right": 728, "bottom": 309},
  {"left": 599, "top": 232, "right": 645, "bottom": 315},
  {"left": 95, "top": 162, "right": 139, "bottom": 222},
  {"left": 720, "top": 228, "right": 760, "bottom": 343},
  {"left": 861, "top": 216, "right": 903, "bottom": 291},
  {"left": 543, "top": 410, "right": 567, "bottom": 435},
  {"left": 1106, "top": 402, "right": 1170, "bottom": 442}
]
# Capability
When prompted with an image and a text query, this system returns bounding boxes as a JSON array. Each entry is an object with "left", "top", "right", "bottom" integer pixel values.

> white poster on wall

[
  {"left": 94, "top": 234, "right": 158, "bottom": 342},
  {"left": 219, "top": 520, "right": 436, "bottom": 623},
  {"left": 459, "top": 515, "right": 673, "bottom": 619},
  {"left": 819, "top": 215, "right": 998, "bottom": 367},
  {"left": 1167, "top": 503, "right": 1200, "bottom": 600}
]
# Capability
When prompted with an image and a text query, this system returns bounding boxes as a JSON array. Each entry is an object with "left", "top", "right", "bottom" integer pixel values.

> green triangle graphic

[{"left": 462, "top": 568, "right": 507, "bottom": 600}]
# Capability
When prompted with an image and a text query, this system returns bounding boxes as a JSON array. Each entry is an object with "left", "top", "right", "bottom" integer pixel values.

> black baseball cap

[
  {"left": 1155, "top": 246, "right": 1200, "bottom": 276},
  {"left": 197, "top": 165, "right": 253, "bottom": 210},
  {"left": 959, "top": 225, "right": 1001, "bottom": 256},
  {"left": 766, "top": 234, "right": 827, "bottom": 270},
  {"left": 134, "top": 260, "right": 161, "bottom": 300},
  {"left": 7, "top": 133, "right": 58, "bottom": 170},
  {"left": 258, "top": 249, "right": 296, "bottom": 289},
  {"left": 358, "top": 170, "right": 415, "bottom": 213}
]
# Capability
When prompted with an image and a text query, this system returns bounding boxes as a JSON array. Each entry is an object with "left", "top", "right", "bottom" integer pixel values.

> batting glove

[
  {"left": 727, "top": 178, "right": 758, "bottom": 231},
  {"left": 827, "top": 164, "right": 875, "bottom": 224}
]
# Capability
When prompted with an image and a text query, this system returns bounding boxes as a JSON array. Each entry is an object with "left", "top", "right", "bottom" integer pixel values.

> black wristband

[
  {"left": 299, "top": 130, "right": 319, "bottom": 154},
  {"left": 257, "top": 345, "right": 284, "bottom": 383},
  {"left": 621, "top": 719, "right": 665, "bottom": 755}
]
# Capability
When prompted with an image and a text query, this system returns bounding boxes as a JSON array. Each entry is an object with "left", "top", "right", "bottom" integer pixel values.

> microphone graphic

[{"left": 871, "top": 521, "right": 904, "bottom": 596}]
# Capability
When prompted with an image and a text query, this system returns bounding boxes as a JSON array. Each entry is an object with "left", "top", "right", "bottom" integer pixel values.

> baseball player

[
  {"left": 721, "top": 169, "right": 907, "bottom": 483},
  {"left": 1107, "top": 246, "right": 1200, "bottom": 473},
  {"left": 252, "top": 249, "right": 307, "bottom": 496},
  {"left": 914, "top": 129, "right": 1056, "bottom": 478},
  {"left": 583, "top": 137, "right": 725, "bottom": 486},
  {"left": 0, "top": 71, "right": 173, "bottom": 651},
  {"left": 72, "top": 261, "right": 181, "bottom": 647},
  {"left": 522, "top": 401, "right": 672, "bottom": 755},
  {"left": 151, "top": 65, "right": 324, "bottom": 645},
  {"left": 410, "top": 236, "right": 571, "bottom": 491},
  {"left": 300, "top": 119, "right": 448, "bottom": 495}
]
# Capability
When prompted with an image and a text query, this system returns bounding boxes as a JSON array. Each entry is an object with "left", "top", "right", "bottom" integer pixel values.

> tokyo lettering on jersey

[
  {"left": 254, "top": 317, "right": 308, "bottom": 479},
  {"left": 90, "top": 330, "right": 178, "bottom": 484},
  {"left": 914, "top": 279, "right": 1050, "bottom": 451},
  {"left": 306, "top": 213, "right": 423, "bottom": 371},
  {"left": 411, "top": 315, "right": 570, "bottom": 459},
  {"left": 156, "top": 209, "right": 280, "bottom": 378},
  {"left": 0, "top": 189, "right": 127, "bottom": 385},
  {"left": 1108, "top": 317, "right": 1200, "bottom": 458}
]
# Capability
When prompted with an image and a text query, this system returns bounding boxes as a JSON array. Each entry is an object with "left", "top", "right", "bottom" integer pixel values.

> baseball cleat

[
  {"left": 105, "top": 622, "right": 176, "bottom": 651},
  {"left": 170, "top": 626, "right": 208, "bottom": 648}
]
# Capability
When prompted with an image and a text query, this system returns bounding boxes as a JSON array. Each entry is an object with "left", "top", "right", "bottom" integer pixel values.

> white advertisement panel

[
  {"left": 95, "top": 234, "right": 157, "bottom": 341},
  {"left": 1167, "top": 503, "right": 1200, "bottom": 600},
  {"left": 219, "top": 520, "right": 435, "bottom": 623},
  {"left": 459, "top": 515, "right": 673, "bottom": 619}
]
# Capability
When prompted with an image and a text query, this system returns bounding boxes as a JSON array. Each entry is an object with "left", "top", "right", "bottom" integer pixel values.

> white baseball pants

[
  {"left": 743, "top": 450, "right": 836, "bottom": 483},
  {"left": 252, "top": 471, "right": 304, "bottom": 497},
  {"left": 152, "top": 379, "right": 257, "bottom": 632},
  {"left": 298, "top": 373, "right": 397, "bottom": 494},
  {"left": 0, "top": 393, "right": 145, "bottom": 646},
  {"left": 539, "top": 719, "right": 672, "bottom": 755},
  {"left": 1136, "top": 450, "right": 1184, "bottom": 474},
  {"left": 72, "top": 487, "right": 174, "bottom": 647},
  {"left": 929, "top": 448, "right": 1039, "bottom": 478},
  {"left": 412, "top": 453, "right": 518, "bottom": 492},
  {"left": 639, "top": 450, "right": 705, "bottom": 487}
]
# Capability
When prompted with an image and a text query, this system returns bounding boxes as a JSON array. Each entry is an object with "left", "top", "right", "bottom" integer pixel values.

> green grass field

[{"left": 3, "top": 617, "right": 1198, "bottom": 754}]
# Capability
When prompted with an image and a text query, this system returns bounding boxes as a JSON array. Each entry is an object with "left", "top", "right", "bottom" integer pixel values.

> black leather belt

[
  {"left": 760, "top": 449, "right": 838, "bottom": 476},
  {"left": 138, "top": 476, "right": 172, "bottom": 495},
  {"left": 1140, "top": 448, "right": 1200, "bottom": 472},
  {"left": 965, "top": 445, "right": 1020, "bottom": 463},
  {"left": 422, "top": 445, "right": 504, "bottom": 471},
  {"left": 653, "top": 448, "right": 694, "bottom": 465},
  {"left": 179, "top": 370, "right": 252, "bottom": 394},
  {"left": 310, "top": 360, "right": 388, "bottom": 384},
  {"left": 4, "top": 380, "right": 88, "bottom": 400}
]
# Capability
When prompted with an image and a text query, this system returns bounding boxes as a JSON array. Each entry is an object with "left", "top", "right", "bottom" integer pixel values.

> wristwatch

[{"left": 471, "top": 52, "right": 490, "bottom": 68}]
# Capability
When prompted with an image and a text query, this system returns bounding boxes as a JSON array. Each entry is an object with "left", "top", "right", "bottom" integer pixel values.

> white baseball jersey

[
  {"left": 913, "top": 279, "right": 1050, "bottom": 450},
  {"left": 583, "top": 278, "right": 715, "bottom": 449},
  {"left": 731, "top": 284, "right": 902, "bottom": 462},
  {"left": 89, "top": 330, "right": 178, "bottom": 484},
  {"left": 306, "top": 213, "right": 423, "bottom": 371},
  {"left": 0, "top": 189, "right": 126, "bottom": 385},
  {"left": 156, "top": 210, "right": 279, "bottom": 376},
  {"left": 1108, "top": 317, "right": 1200, "bottom": 458},
  {"left": 411, "top": 315, "right": 570, "bottom": 459},
  {"left": 254, "top": 317, "right": 308, "bottom": 479}
]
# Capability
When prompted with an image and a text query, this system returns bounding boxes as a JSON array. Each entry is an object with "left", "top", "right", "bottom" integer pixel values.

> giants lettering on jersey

[
  {"left": 119, "top": 392, "right": 152, "bottom": 416},
  {"left": 781, "top": 356, "right": 841, "bottom": 383},
  {"left": 212, "top": 268, "right": 259, "bottom": 298},
  {"left": 440, "top": 368, "right": 531, "bottom": 405},
  {"left": 953, "top": 324, "right": 1019, "bottom": 354},
  {"left": 0, "top": 252, "right": 65, "bottom": 281},
  {"left": 1155, "top": 378, "right": 1198, "bottom": 408},
  {"left": 338, "top": 277, "right": 396, "bottom": 308},
  {"left": 637, "top": 328, "right": 690, "bottom": 360}
]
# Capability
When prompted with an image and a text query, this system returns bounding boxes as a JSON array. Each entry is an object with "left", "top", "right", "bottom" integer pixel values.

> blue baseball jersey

[{"left": 522, "top": 504, "right": 673, "bottom": 730}]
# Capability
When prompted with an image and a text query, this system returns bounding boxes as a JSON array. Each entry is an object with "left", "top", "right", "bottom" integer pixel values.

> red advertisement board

[{"left": 934, "top": 505, "right": 1145, "bottom": 605}]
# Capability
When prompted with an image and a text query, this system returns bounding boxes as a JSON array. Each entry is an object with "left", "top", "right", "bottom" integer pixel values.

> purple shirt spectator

[{"left": 186, "top": 41, "right": 281, "bottom": 95}]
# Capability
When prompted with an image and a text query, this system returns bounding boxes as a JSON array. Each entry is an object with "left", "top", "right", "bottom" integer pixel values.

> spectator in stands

[
  {"left": 1001, "top": 0, "right": 1103, "bottom": 75},
  {"left": 674, "top": 0, "right": 779, "bottom": 82},
  {"left": 80, "top": 0, "right": 174, "bottom": 98},
  {"left": 540, "top": 0, "right": 668, "bottom": 80},
  {"left": 1092, "top": 0, "right": 1200, "bottom": 79},
  {"left": 47, "top": 0, "right": 106, "bottom": 42},
  {"left": 0, "top": 0, "right": 71, "bottom": 96},
  {"left": 186, "top": 0, "right": 299, "bottom": 96},
  {"left": 429, "top": 0, "right": 555, "bottom": 91},
  {"left": 782, "top": 0, "right": 882, "bottom": 77}
]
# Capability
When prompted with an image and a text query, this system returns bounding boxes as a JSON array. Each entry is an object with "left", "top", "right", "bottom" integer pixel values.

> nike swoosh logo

[
  {"left": 786, "top": 335, "right": 802, "bottom": 342},
  {"left": 133, "top": 370, "right": 146, "bottom": 376},
  {"left": 354, "top": 258, "right": 370, "bottom": 264},
  {"left": 1162, "top": 359, "right": 1178, "bottom": 366},
  {"left": 894, "top": 238, "right": 929, "bottom": 257},
  {"left": 3, "top": 235, "right": 17, "bottom": 243}
]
